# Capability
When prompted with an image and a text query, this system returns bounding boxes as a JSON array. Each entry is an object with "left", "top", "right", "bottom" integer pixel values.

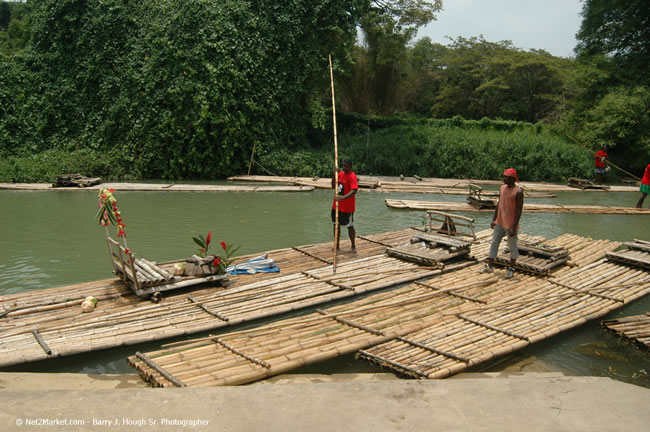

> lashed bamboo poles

[
  {"left": 0, "top": 236, "right": 453, "bottom": 367},
  {"left": 602, "top": 313, "right": 650, "bottom": 348},
  {"left": 359, "top": 262, "right": 650, "bottom": 379},
  {"left": 225, "top": 175, "right": 639, "bottom": 193},
  {"left": 0, "top": 228, "right": 625, "bottom": 369},
  {"left": 129, "top": 235, "right": 647, "bottom": 387},
  {"left": 385, "top": 199, "right": 650, "bottom": 214},
  {"left": 329, "top": 54, "right": 340, "bottom": 273}
]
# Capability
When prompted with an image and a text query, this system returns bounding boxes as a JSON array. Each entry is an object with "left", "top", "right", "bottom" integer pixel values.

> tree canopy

[{"left": 576, "top": 0, "right": 650, "bottom": 83}]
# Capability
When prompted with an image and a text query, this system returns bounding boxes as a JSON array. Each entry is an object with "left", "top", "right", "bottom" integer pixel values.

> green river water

[{"left": 1, "top": 184, "right": 649, "bottom": 387}]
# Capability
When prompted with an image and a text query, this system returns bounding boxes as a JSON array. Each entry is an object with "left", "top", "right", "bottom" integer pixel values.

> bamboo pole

[{"left": 329, "top": 54, "right": 340, "bottom": 274}]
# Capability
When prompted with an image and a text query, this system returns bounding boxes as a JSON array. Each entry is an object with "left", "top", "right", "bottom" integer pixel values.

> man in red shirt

[
  {"left": 594, "top": 145, "right": 609, "bottom": 184},
  {"left": 331, "top": 159, "right": 358, "bottom": 253},
  {"left": 635, "top": 164, "right": 650, "bottom": 208}
]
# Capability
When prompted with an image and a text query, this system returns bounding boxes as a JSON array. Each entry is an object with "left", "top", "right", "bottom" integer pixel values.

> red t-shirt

[
  {"left": 642, "top": 164, "right": 650, "bottom": 186},
  {"left": 332, "top": 171, "right": 358, "bottom": 213},
  {"left": 594, "top": 150, "right": 607, "bottom": 168}
]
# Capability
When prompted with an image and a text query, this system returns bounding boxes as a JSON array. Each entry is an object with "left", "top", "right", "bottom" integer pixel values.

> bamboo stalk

[{"left": 329, "top": 54, "right": 340, "bottom": 273}]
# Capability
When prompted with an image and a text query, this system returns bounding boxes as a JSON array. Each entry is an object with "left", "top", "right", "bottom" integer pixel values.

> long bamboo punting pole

[
  {"left": 329, "top": 54, "right": 340, "bottom": 274},
  {"left": 566, "top": 134, "right": 641, "bottom": 180}
]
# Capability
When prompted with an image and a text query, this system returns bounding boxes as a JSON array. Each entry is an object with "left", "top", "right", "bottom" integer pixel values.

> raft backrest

[{"left": 106, "top": 236, "right": 142, "bottom": 291}]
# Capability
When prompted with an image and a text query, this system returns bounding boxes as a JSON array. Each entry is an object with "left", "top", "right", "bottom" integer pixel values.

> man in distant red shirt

[
  {"left": 331, "top": 159, "right": 358, "bottom": 253},
  {"left": 594, "top": 145, "right": 609, "bottom": 184}
]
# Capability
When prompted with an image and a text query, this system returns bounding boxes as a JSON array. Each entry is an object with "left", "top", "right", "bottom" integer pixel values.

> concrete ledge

[{"left": 1, "top": 374, "right": 649, "bottom": 431}]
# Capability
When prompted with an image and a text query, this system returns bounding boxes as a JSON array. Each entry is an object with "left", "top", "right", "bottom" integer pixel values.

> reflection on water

[{"left": 1, "top": 186, "right": 649, "bottom": 385}]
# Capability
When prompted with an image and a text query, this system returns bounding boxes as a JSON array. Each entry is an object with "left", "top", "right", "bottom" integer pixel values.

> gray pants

[{"left": 488, "top": 224, "right": 519, "bottom": 260}]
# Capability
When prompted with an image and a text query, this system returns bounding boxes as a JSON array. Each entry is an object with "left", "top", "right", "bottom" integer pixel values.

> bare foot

[{"left": 351, "top": 248, "right": 357, "bottom": 254}]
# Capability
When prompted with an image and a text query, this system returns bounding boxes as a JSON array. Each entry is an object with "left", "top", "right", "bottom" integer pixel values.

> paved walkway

[{"left": 1, "top": 372, "right": 648, "bottom": 431}]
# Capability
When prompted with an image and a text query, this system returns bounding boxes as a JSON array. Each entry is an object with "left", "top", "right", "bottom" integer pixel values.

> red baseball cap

[{"left": 503, "top": 168, "right": 519, "bottom": 182}]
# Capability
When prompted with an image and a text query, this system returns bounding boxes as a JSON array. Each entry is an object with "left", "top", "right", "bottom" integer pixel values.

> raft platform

[
  {"left": 0, "top": 182, "right": 314, "bottom": 192},
  {"left": 228, "top": 175, "right": 639, "bottom": 193},
  {"left": 602, "top": 313, "right": 650, "bottom": 350},
  {"left": 385, "top": 199, "right": 650, "bottom": 214},
  {"left": 0, "top": 228, "right": 452, "bottom": 368},
  {"left": 127, "top": 233, "right": 650, "bottom": 387}
]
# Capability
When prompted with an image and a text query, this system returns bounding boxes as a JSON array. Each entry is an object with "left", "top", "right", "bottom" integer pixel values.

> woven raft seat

[
  {"left": 494, "top": 242, "right": 570, "bottom": 275},
  {"left": 106, "top": 236, "right": 227, "bottom": 298},
  {"left": 606, "top": 239, "right": 650, "bottom": 270},
  {"left": 386, "top": 214, "right": 474, "bottom": 267}
]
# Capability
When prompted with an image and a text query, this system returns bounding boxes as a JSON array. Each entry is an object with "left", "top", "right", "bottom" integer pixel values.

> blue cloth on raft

[{"left": 226, "top": 255, "right": 279, "bottom": 275}]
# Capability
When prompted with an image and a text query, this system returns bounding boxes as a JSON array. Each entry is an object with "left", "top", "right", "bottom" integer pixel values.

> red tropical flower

[
  {"left": 212, "top": 257, "right": 221, "bottom": 267},
  {"left": 220, "top": 241, "right": 227, "bottom": 250},
  {"left": 206, "top": 231, "right": 212, "bottom": 246}
]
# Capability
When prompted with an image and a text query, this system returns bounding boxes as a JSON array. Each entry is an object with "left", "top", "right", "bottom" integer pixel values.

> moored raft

[
  {"left": 0, "top": 228, "right": 457, "bottom": 368},
  {"left": 127, "top": 234, "right": 650, "bottom": 387},
  {"left": 0, "top": 182, "right": 315, "bottom": 192},
  {"left": 602, "top": 313, "right": 650, "bottom": 350},
  {"left": 227, "top": 175, "right": 639, "bottom": 193},
  {"left": 385, "top": 199, "right": 650, "bottom": 214}
]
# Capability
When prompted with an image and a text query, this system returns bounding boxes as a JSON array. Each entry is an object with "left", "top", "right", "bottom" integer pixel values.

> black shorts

[{"left": 331, "top": 209, "right": 354, "bottom": 227}]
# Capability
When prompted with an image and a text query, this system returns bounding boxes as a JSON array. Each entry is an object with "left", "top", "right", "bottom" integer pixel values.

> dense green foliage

[
  {"left": 0, "top": 1, "right": 31, "bottom": 55},
  {"left": 569, "top": 0, "right": 650, "bottom": 175},
  {"left": 1, "top": 0, "right": 361, "bottom": 179},
  {"left": 256, "top": 115, "right": 592, "bottom": 183}
]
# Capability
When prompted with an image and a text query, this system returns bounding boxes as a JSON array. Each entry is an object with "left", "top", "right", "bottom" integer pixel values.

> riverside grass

[
  {"left": 1, "top": 117, "right": 593, "bottom": 183},
  {"left": 255, "top": 121, "right": 593, "bottom": 183}
]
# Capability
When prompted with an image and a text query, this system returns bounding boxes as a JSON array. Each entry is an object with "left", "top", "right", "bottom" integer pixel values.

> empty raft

[
  {"left": 129, "top": 233, "right": 650, "bottom": 387},
  {"left": 602, "top": 313, "right": 650, "bottom": 350},
  {"left": 0, "top": 182, "right": 315, "bottom": 192},
  {"left": 385, "top": 199, "right": 650, "bottom": 214},
  {"left": 227, "top": 175, "right": 638, "bottom": 193}
]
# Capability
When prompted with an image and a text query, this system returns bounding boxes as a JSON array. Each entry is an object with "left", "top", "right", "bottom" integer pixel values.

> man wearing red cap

[{"left": 480, "top": 168, "right": 524, "bottom": 278}]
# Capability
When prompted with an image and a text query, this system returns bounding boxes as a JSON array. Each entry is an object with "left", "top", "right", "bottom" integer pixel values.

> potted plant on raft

[{"left": 180, "top": 231, "right": 240, "bottom": 276}]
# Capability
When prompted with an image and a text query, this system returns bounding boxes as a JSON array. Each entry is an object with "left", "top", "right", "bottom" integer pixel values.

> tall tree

[
  {"left": 571, "top": 0, "right": 650, "bottom": 171},
  {"left": 575, "top": 0, "right": 650, "bottom": 84},
  {"left": 341, "top": 0, "right": 442, "bottom": 115}
]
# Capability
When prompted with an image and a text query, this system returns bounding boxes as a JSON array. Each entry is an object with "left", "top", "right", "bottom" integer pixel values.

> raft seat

[{"left": 106, "top": 236, "right": 227, "bottom": 298}]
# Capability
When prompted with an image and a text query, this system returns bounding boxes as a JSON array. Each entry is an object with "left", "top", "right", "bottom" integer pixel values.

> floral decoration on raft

[{"left": 96, "top": 188, "right": 130, "bottom": 254}]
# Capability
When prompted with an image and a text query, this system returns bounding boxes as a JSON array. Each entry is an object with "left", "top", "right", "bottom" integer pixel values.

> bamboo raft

[
  {"left": 385, "top": 199, "right": 650, "bottom": 215},
  {"left": 0, "top": 228, "right": 464, "bottom": 368},
  {"left": 0, "top": 182, "right": 315, "bottom": 192},
  {"left": 127, "top": 233, "right": 650, "bottom": 387},
  {"left": 568, "top": 177, "right": 610, "bottom": 190},
  {"left": 227, "top": 175, "right": 638, "bottom": 193},
  {"left": 602, "top": 313, "right": 650, "bottom": 350}
]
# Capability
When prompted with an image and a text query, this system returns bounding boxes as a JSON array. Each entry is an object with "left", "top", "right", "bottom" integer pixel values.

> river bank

[{"left": 1, "top": 372, "right": 649, "bottom": 431}]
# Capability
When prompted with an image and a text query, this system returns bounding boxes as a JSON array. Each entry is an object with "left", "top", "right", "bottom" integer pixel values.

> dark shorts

[{"left": 331, "top": 209, "right": 354, "bottom": 227}]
